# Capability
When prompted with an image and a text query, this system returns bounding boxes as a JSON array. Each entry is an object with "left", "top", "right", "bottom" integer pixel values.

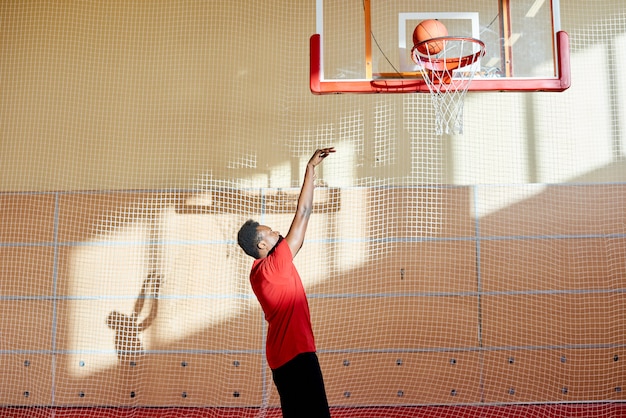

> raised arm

[
  {"left": 136, "top": 274, "right": 162, "bottom": 331},
  {"left": 285, "top": 147, "right": 335, "bottom": 258}
]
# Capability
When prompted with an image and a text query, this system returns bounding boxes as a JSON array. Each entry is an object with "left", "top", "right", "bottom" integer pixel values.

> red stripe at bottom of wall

[{"left": 0, "top": 404, "right": 625, "bottom": 418}]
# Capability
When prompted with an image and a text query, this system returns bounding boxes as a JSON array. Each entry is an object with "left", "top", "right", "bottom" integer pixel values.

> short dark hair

[{"left": 237, "top": 219, "right": 261, "bottom": 259}]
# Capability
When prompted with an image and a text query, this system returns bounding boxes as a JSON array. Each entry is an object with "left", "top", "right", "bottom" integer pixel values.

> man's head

[{"left": 237, "top": 219, "right": 280, "bottom": 259}]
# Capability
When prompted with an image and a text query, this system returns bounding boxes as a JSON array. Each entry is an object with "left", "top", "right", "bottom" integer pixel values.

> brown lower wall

[{"left": 0, "top": 185, "right": 625, "bottom": 407}]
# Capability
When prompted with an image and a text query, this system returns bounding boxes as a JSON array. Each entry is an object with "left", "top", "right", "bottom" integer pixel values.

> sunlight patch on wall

[
  {"left": 150, "top": 208, "right": 246, "bottom": 345},
  {"left": 537, "top": 45, "right": 613, "bottom": 183},
  {"left": 454, "top": 94, "right": 529, "bottom": 186},
  {"left": 68, "top": 222, "right": 151, "bottom": 376},
  {"left": 67, "top": 206, "right": 249, "bottom": 376},
  {"left": 615, "top": 32, "right": 626, "bottom": 160},
  {"left": 472, "top": 183, "right": 547, "bottom": 219}
]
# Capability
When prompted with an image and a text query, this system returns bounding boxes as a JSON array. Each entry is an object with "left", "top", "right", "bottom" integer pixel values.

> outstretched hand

[
  {"left": 308, "top": 147, "right": 336, "bottom": 167},
  {"left": 284, "top": 147, "right": 335, "bottom": 258}
]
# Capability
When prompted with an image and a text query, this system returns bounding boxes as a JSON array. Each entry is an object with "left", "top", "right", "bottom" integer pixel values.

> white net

[
  {"left": 1, "top": 1, "right": 625, "bottom": 418},
  {"left": 411, "top": 37, "right": 486, "bottom": 135}
]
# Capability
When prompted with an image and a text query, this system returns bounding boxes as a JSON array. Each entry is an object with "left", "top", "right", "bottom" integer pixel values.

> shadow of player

[{"left": 107, "top": 273, "right": 162, "bottom": 365}]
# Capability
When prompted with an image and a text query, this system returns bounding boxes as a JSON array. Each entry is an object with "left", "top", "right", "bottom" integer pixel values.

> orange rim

[{"left": 411, "top": 37, "right": 486, "bottom": 78}]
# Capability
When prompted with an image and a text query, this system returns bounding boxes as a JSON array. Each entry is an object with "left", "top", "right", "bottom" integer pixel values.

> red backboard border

[{"left": 309, "top": 31, "right": 570, "bottom": 94}]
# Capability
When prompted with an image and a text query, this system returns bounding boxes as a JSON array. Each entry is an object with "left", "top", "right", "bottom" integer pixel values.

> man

[{"left": 237, "top": 148, "right": 335, "bottom": 418}]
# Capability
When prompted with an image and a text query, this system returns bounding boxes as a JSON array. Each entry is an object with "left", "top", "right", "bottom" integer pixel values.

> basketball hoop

[{"left": 411, "top": 37, "right": 486, "bottom": 135}]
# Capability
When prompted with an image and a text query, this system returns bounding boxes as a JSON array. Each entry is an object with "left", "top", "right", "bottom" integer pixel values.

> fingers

[
  {"left": 317, "top": 147, "right": 335, "bottom": 158},
  {"left": 309, "top": 147, "right": 335, "bottom": 167}
]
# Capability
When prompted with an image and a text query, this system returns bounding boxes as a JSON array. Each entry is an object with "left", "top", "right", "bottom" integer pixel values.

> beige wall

[
  {"left": 1, "top": 1, "right": 311, "bottom": 191},
  {"left": 2, "top": 1, "right": 623, "bottom": 192}
]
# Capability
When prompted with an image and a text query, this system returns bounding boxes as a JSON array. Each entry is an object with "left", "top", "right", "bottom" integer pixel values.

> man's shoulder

[
  {"left": 267, "top": 238, "right": 292, "bottom": 261},
  {"left": 250, "top": 240, "right": 293, "bottom": 280}
]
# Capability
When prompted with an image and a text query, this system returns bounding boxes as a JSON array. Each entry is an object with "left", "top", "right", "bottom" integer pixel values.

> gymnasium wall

[{"left": 1, "top": 1, "right": 625, "bottom": 417}]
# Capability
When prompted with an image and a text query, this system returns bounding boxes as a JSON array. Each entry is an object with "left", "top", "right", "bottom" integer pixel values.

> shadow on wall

[{"left": 107, "top": 274, "right": 162, "bottom": 366}]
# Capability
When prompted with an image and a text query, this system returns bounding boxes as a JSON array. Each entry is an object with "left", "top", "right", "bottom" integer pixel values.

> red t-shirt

[{"left": 250, "top": 238, "right": 316, "bottom": 369}]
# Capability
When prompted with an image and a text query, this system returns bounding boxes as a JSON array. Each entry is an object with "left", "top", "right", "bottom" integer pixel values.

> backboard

[{"left": 310, "top": 0, "right": 570, "bottom": 94}]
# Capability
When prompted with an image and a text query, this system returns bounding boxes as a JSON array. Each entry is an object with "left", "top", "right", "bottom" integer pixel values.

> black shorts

[{"left": 272, "top": 352, "right": 331, "bottom": 418}]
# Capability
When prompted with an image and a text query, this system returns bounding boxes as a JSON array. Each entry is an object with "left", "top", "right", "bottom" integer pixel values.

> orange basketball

[{"left": 413, "top": 19, "right": 448, "bottom": 55}]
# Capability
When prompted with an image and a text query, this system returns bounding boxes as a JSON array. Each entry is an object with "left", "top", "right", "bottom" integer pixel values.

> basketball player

[{"left": 237, "top": 148, "right": 335, "bottom": 418}]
